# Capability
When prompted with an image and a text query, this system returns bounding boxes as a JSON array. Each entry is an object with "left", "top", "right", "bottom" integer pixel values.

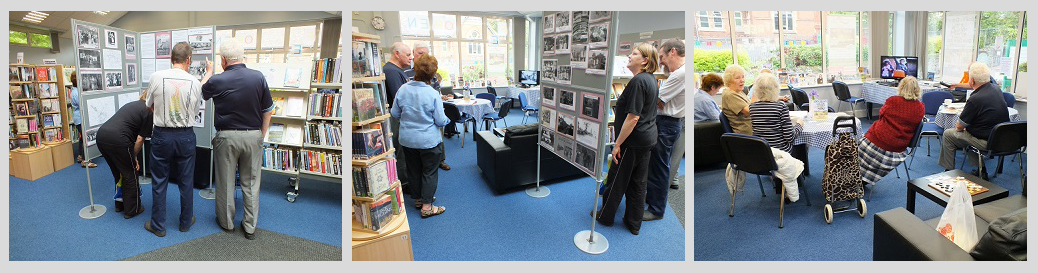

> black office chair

[
  {"left": 832, "top": 81, "right": 866, "bottom": 119},
  {"left": 443, "top": 102, "right": 476, "bottom": 147},
  {"left": 873, "top": 118, "right": 925, "bottom": 201},
  {"left": 487, "top": 86, "right": 508, "bottom": 107},
  {"left": 1003, "top": 92, "right": 1016, "bottom": 108},
  {"left": 790, "top": 88, "right": 810, "bottom": 111},
  {"left": 719, "top": 113, "right": 734, "bottom": 133},
  {"left": 961, "top": 121, "right": 1026, "bottom": 186},
  {"left": 720, "top": 133, "right": 811, "bottom": 228}
]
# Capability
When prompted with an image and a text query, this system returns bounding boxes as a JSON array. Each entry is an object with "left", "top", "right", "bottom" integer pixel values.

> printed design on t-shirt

[{"left": 163, "top": 78, "right": 194, "bottom": 125}]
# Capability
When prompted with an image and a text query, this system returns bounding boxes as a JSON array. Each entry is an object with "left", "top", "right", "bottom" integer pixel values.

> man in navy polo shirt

[
  {"left": 202, "top": 38, "right": 274, "bottom": 240},
  {"left": 939, "top": 62, "right": 1010, "bottom": 179}
]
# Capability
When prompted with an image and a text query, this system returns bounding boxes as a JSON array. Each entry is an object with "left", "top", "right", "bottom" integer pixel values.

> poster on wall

[
  {"left": 155, "top": 31, "right": 172, "bottom": 58},
  {"left": 553, "top": 133, "right": 574, "bottom": 160},
  {"left": 80, "top": 71, "right": 104, "bottom": 93},
  {"left": 124, "top": 34, "right": 137, "bottom": 59},
  {"left": 543, "top": 35, "right": 555, "bottom": 55},
  {"left": 571, "top": 44, "right": 588, "bottom": 69},
  {"left": 559, "top": 89, "right": 576, "bottom": 111},
  {"left": 104, "top": 71, "right": 123, "bottom": 91},
  {"left": 86, "top": 96, "right": 116, "bottom": 126},
  {"left": 586, "top": 49, "right": 608, "bottom": 75},
  {"left": 590, "top": 11, "right": 611, "bottom": 23},
  {"left": 189, "top": 60, "right": 207, "bottom": 80},
  {"left": 140, "top": 33, "right": 156, "bottom": 59},
  {"left": 540, "top": 126, "right": 555, "bottom": 151},
  {"left": 574, "top": 143, "right": 598, "bottom": 174},
  {"left": 557, "top": 65, "right": 572, "bottom": 84},
  {"left": 102, "top": 49, "right": 123, "bottom": 70},
  {"left": 117, "top": 91, "right": 139, "bottom": 109},
  {"left": 542, "top": 59, "right": 557, "bottom": 81},
  {"left": 125, "top": 63, "right": 138, "bottom": 86},
  {"left": 141, "top": 59, "right": 156, "bottom": 83},
  {"left": 571, "top": 11, "right": 589, "bottom": 44},
  {"left": 555, "top": 11, "right": 571, "bottom": 33},
  {"left": 78, "top": 49, "right": 102, "bottom": 70},
  {"left": 542, "top": 86, "right": 556, "bottom": 107},
  {"left": 575, "top": 118, "right": 600, "bottom": 148},
  {"left": 580, "top": 92, "right": 604, "bottom": 121},
  {"left": 590, "top": 22, "right": 610, "bottom": 48},
  {"left": 543, "top": 13, "right": 555, "bottom": 34},
  {"left": 189, "top": 34, "right": 213, "bottom": 54},
  {"left": 171, "top": 29, "right": 189, "bottom": 45},
  {"left": 77, "top": 24, "right": 100, "bottom": 49},
  {"left": 555, "top": 33, "right": 570, "bottom": 54},
  {"left": 105, "top": 29, "right": 118, "bottom": 49}
]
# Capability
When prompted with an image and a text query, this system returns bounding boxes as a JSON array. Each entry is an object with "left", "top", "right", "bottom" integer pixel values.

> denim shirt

[
  {"left": 70, "top": 87, "right": 81, "bottom": 125},
  {"left": 693, "top": 89, "right": 721, "bottom": 122},
  {"left": 391, "top": 81, "right": 450, "bottom": 149}
]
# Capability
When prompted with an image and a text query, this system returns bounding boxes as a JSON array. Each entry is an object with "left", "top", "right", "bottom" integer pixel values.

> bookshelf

[
  {"left": 9, "top": 63, "right": 73, "bottom": 180},
  {"left": 351, "top": 32, "right": 413, "bottom": 261}
]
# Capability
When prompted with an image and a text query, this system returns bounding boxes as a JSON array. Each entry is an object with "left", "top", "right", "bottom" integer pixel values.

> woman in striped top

[{"left": 748, "top": 73, "right": 803, "bottom": 153}]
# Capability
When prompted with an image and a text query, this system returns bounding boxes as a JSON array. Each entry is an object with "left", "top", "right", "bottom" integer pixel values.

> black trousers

[
  {"left": 97, "top": 140, "right": 140, "bottom": 215},
  {"left": 402, "top": 143, "right": 443, "bottom": 203},
  {"left": 597, "top": 145, "right": 652, "bottom": 232}
]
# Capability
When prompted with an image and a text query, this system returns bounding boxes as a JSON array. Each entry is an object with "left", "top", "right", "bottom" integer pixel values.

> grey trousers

[
  {"left": 213, "top": 130, "right": 264, "bottom": 234},
  {"left": 668, "top": 129, "right": 685, "bottom": 186},
  {"left": 939, "top": 129, "right": 988, "bottom": 171}
]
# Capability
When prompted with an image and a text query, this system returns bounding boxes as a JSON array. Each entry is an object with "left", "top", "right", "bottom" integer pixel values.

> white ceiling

[{"left": 10, "top": 11, "right": 129, "bottom": 35}]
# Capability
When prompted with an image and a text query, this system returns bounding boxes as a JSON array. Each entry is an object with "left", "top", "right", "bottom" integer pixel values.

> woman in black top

[
  {"left": 596, "top": 43, "right": 659, "bottom": 235},
  {"left": 97, "top": 94, "right": 153, "bottom": 219}
]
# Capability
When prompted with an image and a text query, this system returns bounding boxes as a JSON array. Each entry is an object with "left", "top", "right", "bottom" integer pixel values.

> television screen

[
  {"left": 519, "top": 70, "right": 540, "bottom": 85},
  {"left": 879, "top": 56, "right": 919, "bottom": 79}
]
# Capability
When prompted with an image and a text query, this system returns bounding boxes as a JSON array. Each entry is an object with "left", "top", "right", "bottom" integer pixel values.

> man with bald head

[
  {"left": 938, "top": 62, "right": 1009, "bottom": 179},
  {"left": 385, "top": 42, "right": 414, "bottom": 194}
]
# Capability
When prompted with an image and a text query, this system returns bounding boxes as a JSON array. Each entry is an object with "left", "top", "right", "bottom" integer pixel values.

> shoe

[
  {"left": 439, "top": 162, "right": 451, "bottom": 170},
  {"left": 595, "top": 214, "right": 613, "bottom": 227},
  {"left": 642, "top": 211, "right": 663, "bottom": 221},
  {"left": 217, "top": 217, "right": 234, "bottom": 232},
  {"left": 179, "top": 216, "right": 196, "bottom": 232},
  {"left": 144, "top": 221, "right": 166, "bottom": 237},
  {"left": 670, "top": 184, "right": 680, "bottom": 190},
  {"left": 124, "top": 207, "right": 145, "bottom": 219},
  {"left": 624, "top": 221, "right": 640, "bottom": 235},
  {"left": 244, "top": 230, "right": 256, "bottom": 240}
]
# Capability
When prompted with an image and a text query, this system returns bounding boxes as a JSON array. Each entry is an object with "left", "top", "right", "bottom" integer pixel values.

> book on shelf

[
  {"left": 262, "top": 146, "right": 298, "bottom": 171},
  {"left": 312, "top": 58, "right": 342, "bottom": 83},
  {"left": 352, "top": 128, "right": 385, "bottom": 159},
  {"left": 283, "top": 67, "right": 302, "bottom": 87},
  {"left": 302, "top": 149, "right": 342, "bottom": 175},
  {"left": 14, "top": 102, "right": 29, "bottom": 116},
  {"left": 9, "top": 67, "right": 18, "bottom": 81},
  {"left": 16, "top": 135, "right": 31, "bottom": 149},
  {"left": 352, "top": 88, "right": 383, "bottom": 122},
  {"left": 352, "top": 183, "right": 404, "bottom": 231},
  {"left": 26, "top": 101, "right": 38, "bottom": 115},
  {"left": 283, "top": 124, "right": 303, "bottom": 145},
  {"left": 16, "top": 119, "right": 29, "bottom": 133},
  {"left": 306, "top": 121, "right": 342, "bottom": 147},
  {"left": 43, "top": 128, "right": 59, "bottom": 142},
  {"left": 285, "top": 96, "right": 306, "bottom": 117},
  {"left": 309, "top": 92, "right": 343, "bottom": 118},
  {"left": 266, "top": 123, "right": 286, "bottom": 143},
  {"left": 10, "top": 85, "right": 24, "bottom": 99},
  {"left": 352, "top": 158, "right": 392, "bottom": 197},
  {"left": 35, "top": 67, "right": 52, "bottom": 81},
  {"left": 271, "top": 97, "right": 286, "bottom": 116},
  {"left": 42, "top": 115, "right": 55, "bottom": 127},
  {"left": 19, "top": 67, "right": 34, "bottom": 81}
]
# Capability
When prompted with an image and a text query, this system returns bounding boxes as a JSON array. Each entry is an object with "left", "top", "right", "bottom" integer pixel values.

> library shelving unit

[
  {"left": 351, "top": 32, "right": 413, "bottom": 261},
  {"left": 9, "top": 63, "right": 74, "bottom": 180}
]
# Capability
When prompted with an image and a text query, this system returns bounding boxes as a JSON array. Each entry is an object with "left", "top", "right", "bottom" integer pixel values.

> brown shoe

[{"left": 439, "top": 162, "right": 451, "bottom": 170}]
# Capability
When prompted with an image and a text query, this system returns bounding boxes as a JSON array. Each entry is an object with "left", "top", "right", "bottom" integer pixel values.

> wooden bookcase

[{"left": 9, "top": 63, "right": 73, "bottom": 178}]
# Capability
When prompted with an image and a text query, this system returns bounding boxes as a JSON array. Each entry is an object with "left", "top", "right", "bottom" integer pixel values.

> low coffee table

[{"left": 905, "top": 169, "right": 1010, "bottom": 214}]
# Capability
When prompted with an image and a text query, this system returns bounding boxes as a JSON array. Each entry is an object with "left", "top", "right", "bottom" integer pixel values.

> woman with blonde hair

[
  {"left": 596, "top": 43, "right": 659, "bottom": 235},
  {"left": 858, "top": 76, "right": 924, "bottom": 186},
  {"left": 720, "top": 64, "right": 754, "bottom": 134}
]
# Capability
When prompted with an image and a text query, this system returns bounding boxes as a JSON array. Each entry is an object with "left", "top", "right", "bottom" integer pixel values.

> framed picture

[
  {"left": 555, "top": 33, "right": 570, "bottom": 54},
  {"left": 553, "top": 132, "right": 574, "bottom": 161},
  {"left": 586, "top": 49, "right": 608, "bottom": 75},
  {"left": 571, "top": 44, "right": 589, "bottom": 69},
  {"left": 575, "top": 118, "right": 600, "bottom": 148},
  {"left": 557, "top": 65, "right": 572, "bottom": 85},
  {"left": 540, "top": 106, "right": 556, "bottom": 130},
  {"left": 580, "top": 92, "right": 604, "bottom": 121},
  {"left": 79, "top": 71, "right": 104, "bottom": 92},
  {"left": 559, "top": 89, "right": 576, "bottom": 111},
  {"left": 543, "top": 13, "right": 555, "bottom": 34},
  {"left": 124, "top": 34, "right": 137, "bottom": 59},
  {"left": 125, "top": 63, "right": 138, "bottom": 86},
  {"left": 543, "top": 35, "right": 555, "bottom": 55},
  {"left": 104, "top": 71, "right": 123, "bottom": 91},
  {"left": 77, "top": 24, "right": 100, "bottom": 49},
  {"left": 590, "top": 22, "right": 610, "bottom": 48},
  {"left": 556, "top": 112, "right": 575, "bottom": 138},
  {"left": 541, "top": 59, "right": 557, "bottom": 82},
  {"left": 571, "top": 11, "right": 590, "bottom": 45},
  {"left": 574, "top": 143, "right": 598, "bottom": 175},
  {"left": 541, "top": 86, "right": 556, "bottom": 107},
  {"left": 104, "top": 29, "right": 118, "bottom": 49},
  {"left": 555, "top": 11, "right": 571, "bottom": 33},
  {"left": 590, "top": 11, "right": 611, "bottom": 23},
  {"left": 540, "top": 125, "right": 555, "bottom": 151},
  {"left": 155, "top": 31, "right": 172, "bottom": 58},
  {"left": 78, "top": 49, "right": 102, "bottom": 70}
]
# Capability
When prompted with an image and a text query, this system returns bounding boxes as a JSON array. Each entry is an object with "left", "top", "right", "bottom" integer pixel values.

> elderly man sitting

[{"left": 938, "top": 62, "right": 1010, "bottom": 180}]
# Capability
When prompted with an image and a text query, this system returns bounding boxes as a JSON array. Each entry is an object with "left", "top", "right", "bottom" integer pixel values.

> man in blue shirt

[
  {"left": 939, "top": 63, "right": 1010, "bottom": 180},
  {"left": 201, "top": 38, "right": 274, "bottom": 240},
  {"left": 693, "top": 73, "right": 725, "bottom": 122},
  {"left": 384, "top": 42, "right": 415, "bottom": 196}
]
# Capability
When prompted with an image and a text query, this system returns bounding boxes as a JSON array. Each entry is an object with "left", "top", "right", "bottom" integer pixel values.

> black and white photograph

[
  {"left": 105, "top": 29, "right": 118, "bottom": 49},
  {"left": 543, "top": 35, "right": 555, "bottom": 55},
  {"left": 590, "top": 22, "right": 610, "bottom": 48},
  {"left": 540, "top": 125, "right": 555, "bottom": 150},
  {"left": 124, "top": 34, "right": 137, "bottom": 59},
  {"left": 574, "top": 143, "right": 597, "bottom": 175},
  {"left": 80, "top": 72, "right": 103, "bottom": 92},
  {"left": 553, "top": 133, "right": 574, "bottom": 161},
  {"left": 542, "top": 86, "right": 556, "bottom": 107},
  {"left": 193, "top": 108, "right": 205, "bottom": 127},
  {"left": 77, "top": 24, "right": 99, "bottom": 49},
  {"left": 556, "top": 113, "right": 575, "bottom": 138},
  {"left": 541, "top": 59, "right": 557, "bottom": 81},
  {"left": 104, "top": 71, "right": 123, "bottom": 91},
  {"left": 85, "top": 126, "right": 99, "bottom": 147},
  {"left": 575, "top": 118, "right": 600, "bottom": 148},
  {"left": 586, "top": 49, "right": 608, "bottom": 75},
  {"left": 540, "top": 107, "right": 556, "bottom": 130},
  {"left": 189, "top": 34, "right": 213, "bottom": 54},
  {"left": 557, "top": 65, "right": 572, "bottom": 85},
  {"left": 559, "top": 89, "right": 576, "bottom": 111},
  {"left": 571, "top": 44, "right": 589, "bottom": 69},
  {"left": 78, "top": 49, "right": 102, "bottom": 70},
  {"left": 125, "top": 63, "right": 138, "bottom": 86},
  {"left": 543, "top": 13, "right": 555, "bottom": 34},
  {"left": 571, "top": 11, "right": 590, "bottom": 44},
  {"left": 581, "top": 92, "right": 604, "bottom": 121},
  {"left": 555, "top": 33, "right": 570, "bottom": 54},
  {"left": 155, "top": 31, "right": 172, "bottom": 58},
  {"left": 555, "top": 11, "right": 571, "bottom": 33},
  {"left": 189, "top": 60, "right": 207, "bottom": 80},
  {"left": 590, "top": 11, "right": 611, "bottom": 23},
  {"left": 619, "top": 42, "right": 632, "bottom": 53}
]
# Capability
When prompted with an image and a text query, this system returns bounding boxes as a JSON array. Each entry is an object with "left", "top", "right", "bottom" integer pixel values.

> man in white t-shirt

[
  {"left": 143, "top": 42, "right": 203, "bottom": 237},
  {"left": 644, "top": 39, "right": 686, "bottom": 221}
]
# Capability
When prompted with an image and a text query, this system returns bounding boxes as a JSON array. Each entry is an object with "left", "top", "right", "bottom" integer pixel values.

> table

[
  {"left": 933, "top": 106, "right": 1020, "bottom": 129},
  {"left": 905, "top": 169, "right": 1009, "bottom": 214},
  {"left": 445, "top": 98, "right": 495, "bottom": 129},
  {"left": 789, "top": 111, "right": 863, "bottom": 150},
  {"left": 862, "top": 82, "right": 944, "bottom": 119},
  {"left": 507, "top": 86, "right": 541, "bottom": 109}
]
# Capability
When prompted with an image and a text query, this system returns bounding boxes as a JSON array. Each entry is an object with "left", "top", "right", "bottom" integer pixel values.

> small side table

[{"left": 905, "top": 169, "right": 1010, "bottom": 214}]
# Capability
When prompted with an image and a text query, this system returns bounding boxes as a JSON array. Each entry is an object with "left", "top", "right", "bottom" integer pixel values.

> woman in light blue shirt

[
  {"left": 693, "top": 73, "right": 724, "bottom": 122},
  {"left": 69, "top": 72, "right": 96, "bottom": 168},
  {"left": 391, "top": 54, "right": 450, "bottom": 218}
]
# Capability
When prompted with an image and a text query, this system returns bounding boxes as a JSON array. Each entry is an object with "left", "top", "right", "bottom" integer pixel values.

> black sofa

[
  {"left": 694, "top": 121, "right": 726, "bottom": 167},
  {"left": 475, "top": 124, "right": 584, "bottom": 193},
  {"left": 874, "top": 195, "right": 1027, "bottom": 261}
]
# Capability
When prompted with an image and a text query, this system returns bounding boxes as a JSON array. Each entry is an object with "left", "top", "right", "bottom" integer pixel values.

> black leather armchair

[
  {"left": 874, "top": 195, "right": 1027, "bottom": 261},
  {"left": 475, "top": 124, "right": 584, "bottom": 193},
  {"left": 694, "top": 121, "right": 726, "bottom": 167}
]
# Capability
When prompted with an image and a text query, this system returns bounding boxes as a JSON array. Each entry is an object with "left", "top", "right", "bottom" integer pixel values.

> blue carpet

[
  {"left": 9, "top": 156, "right": 342, "bottom": 261},
  {"left": 405, "top": 106, "right": 686, "bottom": 260},
  {"left": 693, "top": 118, "right": 1026, "bottom": 261}
]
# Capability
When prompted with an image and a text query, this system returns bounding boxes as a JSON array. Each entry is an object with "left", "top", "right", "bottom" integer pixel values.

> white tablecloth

[
  {"left": 507, "top": 86, "right": 541, "bottom": 109},
  {"left": 862, "top": 82, "right": 944, "bottom": 105},
  {"left": 934, "top": 106, "right": 1020, "bottom": 129},
  {"left": 789, "top": 111, "right": 864, "bottom": 150},
  {"left": 446, "top": 98, "right": 496, "bottom": 120}
]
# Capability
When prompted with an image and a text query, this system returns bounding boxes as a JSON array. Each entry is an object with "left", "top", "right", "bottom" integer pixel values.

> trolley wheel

[
  {"left": 824, "top": 204, "right": 834, "bottom": 224},
  {"left": 857, "top": 199, "right": 867, "bottom": 217},
  {"left": 286, "top": 191, "right": 298, "bottom": 203}
]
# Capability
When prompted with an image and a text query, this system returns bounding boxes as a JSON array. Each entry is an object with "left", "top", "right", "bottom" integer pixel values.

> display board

[
  {"left": 72, "top": 19, "right": 143, "bottom": 159},
  {"left": 139, "top": 26, "right": 217, "bottom": 148},
  {"left": 537, "top": 11, "right": 619, "bottom": 180}
]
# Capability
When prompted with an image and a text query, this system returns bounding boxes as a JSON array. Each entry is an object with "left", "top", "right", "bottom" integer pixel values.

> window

[
  {"left": 261, "top": 27, "right": 285, "bottom": 49},
  {"left": 699, "top": 11, "right": 710, "bottom": 29},
  {"left": 713, "top": 11, "right": 724, "bottom": 28},
  {"left": 10, "top": 31, "right": 28, "bottom": 44},
  {"left": 925, "top": 12, "right": 944, "bottom": 79},
  {"left": 773, "top": 11, "right": 795, "bottom": 31},
  {"left": 698, "top": 11, "right": 725, "bottom": 31},
  {"left": 826, "top": 12, "right": 861, "bottom": 78},
  {"left": 736, "top": 11, "right": 780, "bottom": 85},
  {"left": 734, "top": 11, "right": 744, "bottom": 27},
  {"left": 218, "top": 21, "right": 323, "bottom": 66},
  {"left": 781, "top": 12, "right": 821, "bottom": 78},
  {"left": 941, "top": 11, "right": 979, "bottom": 82},
  {"left": 977, "top": 11, "right": 1021, "bottom": 91},
  {"left": 1017, "top": 14, "right": 1027, "bottom": 96},
  {"left": 289, "top": 25, "right": 317, "bottom": 48},
  {"left": 30, "top": 33, "right": 51, "bottom": 48},
  {"left": 401, "top": 12, "right": 514, "bottom": 87},
  {"left": 693, "top": 11, "right": 734, "bottom": 78}
]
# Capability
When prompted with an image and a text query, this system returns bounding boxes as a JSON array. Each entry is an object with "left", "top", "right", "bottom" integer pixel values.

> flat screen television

[
  {"left": 519, "top": 70, "right": 540, "bottom": 86},
  {"left": 879, "top": 56, "right": 919, "bottom": 79}
]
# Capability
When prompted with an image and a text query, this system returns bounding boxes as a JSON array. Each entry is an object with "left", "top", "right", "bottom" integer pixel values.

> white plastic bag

[{"left": 935, "top": 180, "right": 980, "bottom": 250}]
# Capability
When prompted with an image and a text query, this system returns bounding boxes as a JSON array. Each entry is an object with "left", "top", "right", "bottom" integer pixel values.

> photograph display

[
  {"left": 553, "top": 133, "right": 574, "bottom": 161},
  {"left": 85, "top": 126, "right": 99, "bottom": 147},
  {"left": 555, "top": 11, "right": 571, "bottom": 33},
  {"left": 541, "top": 86, "right": 556, "bottom": 107},
  {"left": 189, "top": 34, "right": 213, "bottom": 54},
  {"left": 541, "top": 107, "right": 556, "bottom": 130},
  {"left": 555, "top": 33, "right": 570, "bottom": 54},
  {"left": 575, "top": 118, "right": 600, "bottom": 148},
  {"left": 78, "top": 49, "right": 102, "bottom": 70},
  {"left": 126, "top": 63, "right": 138, "bottom": 86},
  {"left": 557, "top": 65, "right": 572, "bottom": 85},
  {"left": 155, "top": 31, "right": 172, "bottom": 58},
  {"left": 580, "top": 92, "right": 604, "bottom": 121},
  {"left": 124, "top": 34, "right": 137, "bottom": 59},
  {"left": 541, "top": 59, "right": 557, "bottom": 82},
  {"left": 559, "top": 89, "right": 576, "bottom": 111},
  {"left": 543, "top": 35, "right": 555, "bottom": 55},
  {"left": 556, "top": 113, "right": 575, "bottom": 138},
  {"left": 189, "top": 60, "right": 207, "bottom": 80},
  {"left": 586, "top": 49, "right": 608, "bottom": 75},
  {"left": 80, "top": 72, "right": 104, "bottom": 92},
  {"left": 543, "top": 14, "right": 555, "bottom": 34},
  {"left": 619, "top": 42, "right": 632, "bottom": 53},
  {"left": 571, "top": 11, "right": 590, "bottom": 44},
  {"left": 574, "top": 143, "right": 598, "bottom": 174},
  {"left": 104, "top": 71, "right": 123, "bottom": 91},
  {"left": 77, "top": 24, "right": 99, "bottom": 49},
  {"left": 590, "top": 11, "right": 611, "bottom": 23},
  {"left": 105, "top": 29, "right": 118, "bottom": 49},
  {"left": 540, "top": 125, "right": 555, "bottom": 150},
  {"left": 590, "top": 22, "right": 610, "bottom": 48},
  {"left": 571, "top": 44, "right": 588, "bottom": 69}
]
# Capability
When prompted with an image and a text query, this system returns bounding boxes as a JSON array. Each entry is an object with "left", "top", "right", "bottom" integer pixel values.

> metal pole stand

[
  {"left": 527, "top": 134, "right": 551, "bottom": 198},
  {"left": 138, "top": 138, "right": 151, "bottom": 185},
  {"left": 574, "top": 177, "right": 608, "bottom": 254},
  {"left": 79, "top": 141, "right": 106, "bottom": 219},
  {"left": 198, "top": 148, "right": 215, "bottom": 199}
]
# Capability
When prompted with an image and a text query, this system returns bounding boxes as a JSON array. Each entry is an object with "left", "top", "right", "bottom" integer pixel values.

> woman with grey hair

[
  {"left": 749, "top": 73, "right": 802, "bottom": 153},
  {"left": 857, "top": 76, "right": 924, "bottom": 185}
]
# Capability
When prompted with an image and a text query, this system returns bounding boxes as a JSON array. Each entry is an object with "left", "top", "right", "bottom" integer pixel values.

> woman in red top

[{"left": 858, "top": 76, "right": 925, "bottom": 185}]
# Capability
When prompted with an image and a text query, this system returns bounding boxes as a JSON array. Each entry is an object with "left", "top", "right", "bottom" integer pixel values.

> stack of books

[
  {"left": 312, "top": 58, "right": 342, "bottom": 83},
  {"left": 301, "top": 149, "right": 342, "bottom": 176},
  {"left": 305, "top": 121, "right": 342, "bottom": 147},
  {"left": 352, "top": 183, "right": 404, "bottom": 231},
  {"left": 309, "top": 92, "right": 342, "bottom": 118},
  {"left": 352, "top": 158, "right": 397, "bottom": 197},
  {"left": 262, "top": 146, "right": 299, "bottom": 171}
]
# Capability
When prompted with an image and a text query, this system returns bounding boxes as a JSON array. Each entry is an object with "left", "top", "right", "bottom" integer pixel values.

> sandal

[
  {"left": 420, "top": 205, "right": 446, "bottom": 218},
  {"left": 81, "top": 161, "right": 97, "bottom": 168},
  {"left": 414, "top": 197, "right": 436, "bottom": 209}
]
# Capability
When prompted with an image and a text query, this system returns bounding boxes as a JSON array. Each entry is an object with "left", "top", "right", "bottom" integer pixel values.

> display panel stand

[
  {"left": 198, "top": 113, "right": 215, "bottom": 199},
  {"left": 138, "top": 141, "right": 151, "bottom": 185},
  {"left": 78, "top": 140, "right": 106, "bottom": 219},
  {"left": 526, "top": 126, "right": 550, "bottom": 198},
  {"left": 574, "top": 176, "right": 608, "bottom": 254}
]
